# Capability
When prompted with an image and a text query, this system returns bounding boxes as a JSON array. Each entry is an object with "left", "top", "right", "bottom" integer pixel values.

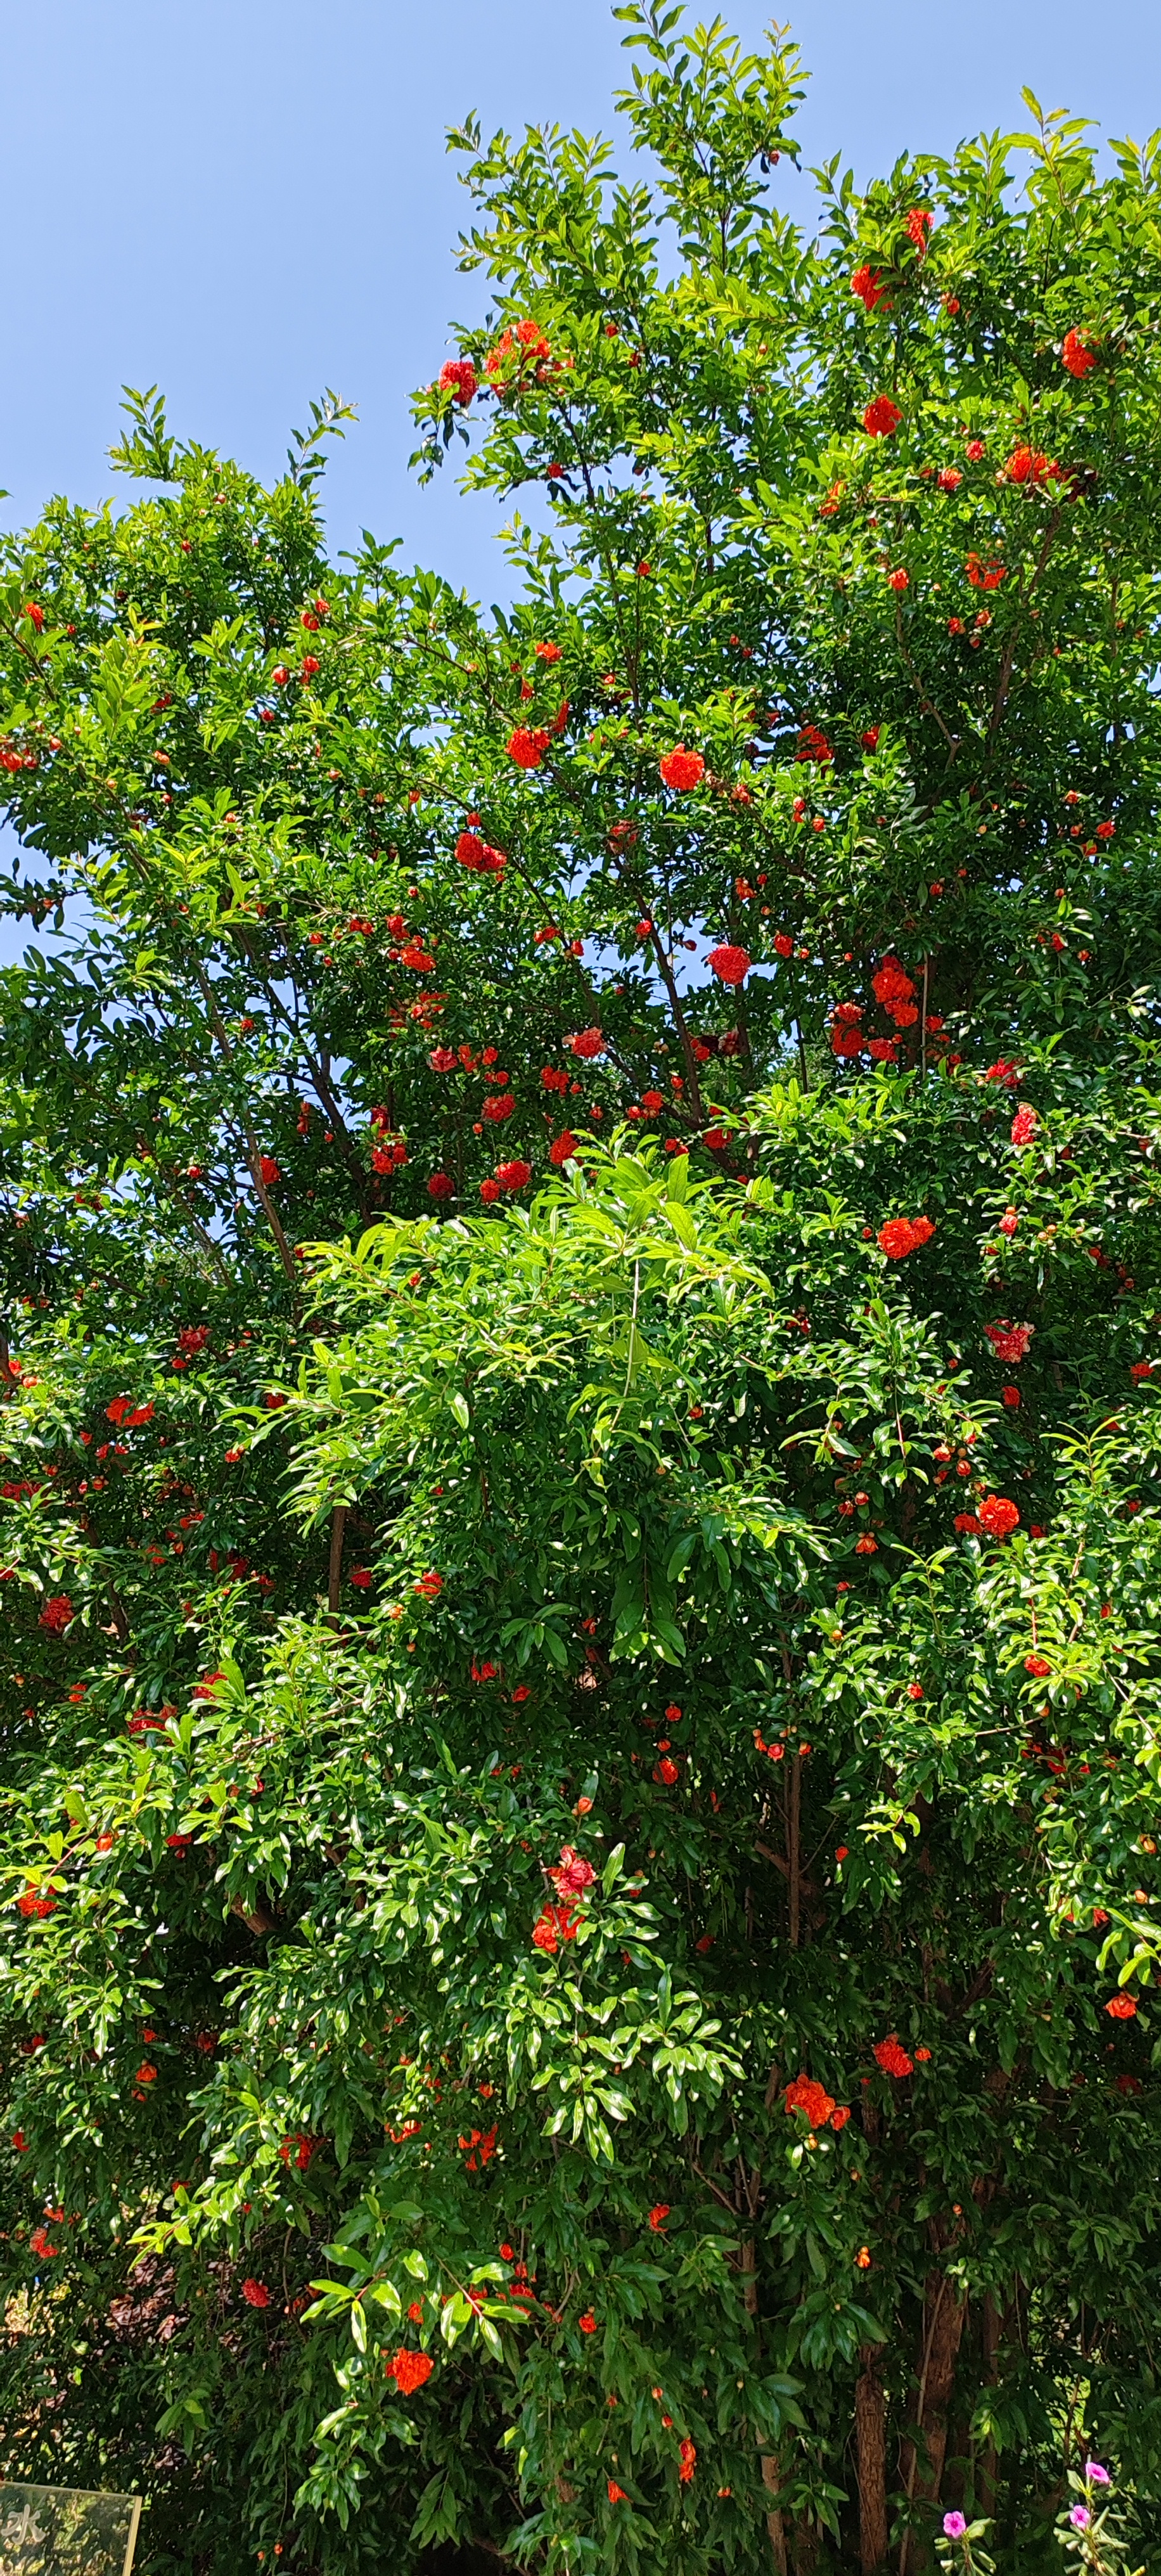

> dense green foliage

[{"left": 3, "top": 12, "right": 1161, "bottom": 2572}]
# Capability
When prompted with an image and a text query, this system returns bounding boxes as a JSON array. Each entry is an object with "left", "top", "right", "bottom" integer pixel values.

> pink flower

[{"left": 943, "top": 2512, "right": 966, "bottom": 2538}]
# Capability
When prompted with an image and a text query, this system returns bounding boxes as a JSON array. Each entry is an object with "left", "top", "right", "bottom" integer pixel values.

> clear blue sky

[
  {"left": 2, "top": 0, "right": 1158, "bottom": 965},
  {"left": 5, "top": 0, "right": 1160, "bottom": 591}
]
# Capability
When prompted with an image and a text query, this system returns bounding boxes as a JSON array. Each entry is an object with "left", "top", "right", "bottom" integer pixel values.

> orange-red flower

[
  {"left": 1062, "top": 328, "right": 1096, "bottom": 377},
  {"left": 877, "top": 1216, "right": 935, "bottom": 1258},
  {"left": 850, "top": 264, "right": 886, "bottom": 311},
  {"left": 660, "top": 745, "right": 705, "bottom": 790},
  {"left": 390, "top": 2348, "right": 435, "bottom": 2393},
  {"left": 863, "top": 395, "right": 902, "bottom": 437}
]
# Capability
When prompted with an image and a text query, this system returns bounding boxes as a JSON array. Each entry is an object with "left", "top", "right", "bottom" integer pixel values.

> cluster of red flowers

[
  {"left": 279, "top": 2133, "right": 318, "bottom": 2170},
  {"left": 985, "top": 1319, "right": 1034, "bottom": 1364},
  {"left": 17, "top": 1891, "right": 56, "bottom": 1919},
  {"left": 659, "top": 745, "right": 704, "bottom": 790},
  {"left": 784, "top": 2073, "right": 850, "bottom": 2131},
  {"left": 873, "top": 2033, "right": 913, "bottom": 2077},
  {"left": 850, "top": 264, "right": 886, "bottom": 312},
  {"left": 1011, "top": 1106, "right": 1039, "bottom": 1147},
  {"left": 389, "top": 2347, "right": 435, "bottom": 2393},
  {"left": 707, "top": 944, "right": 750, "bottom": 986},
  {"left": 877, "top": 1216, "right": 935, "bottom": 1259},
  {"left": 863, "top": 394, "right": 902, "bottom": 437},
  {"left": 486, "top": 317, "right": 552, "bottom": 378},
  {"left": 532, "top": 1903, "right": 579, "bottom": 1954},
  {"left": 1062, "top": 327, "right": 1096, "bottom": 377},
  {"left": 38, "top": 1594, "right": 74, "bottom": 1634},
  {"left": 549, "top": 1845, "right": 596, "bottom": 1898},
  {"left": 106, "top": 1394, "right": 155, "bottom": 1429},
  {"left": 978, "top": 1494, "right": 1020, "bottom": 1539},
  {"left": 439, "top": 357, "right": 477, "bottom": 407},
  {"left": 966, "top": 551, "right": 1007, "bottom": 592},
  {"left": 459, "top": 2125, "right": 497, "bottom": 2169},
  {"left": 873, "top": 957, "right": 919, "bottom": 1026},
  {"left": 456, "top": 827, "right": 506, "bottom": 876},
  {"left": 507, "top": 726, "right": 551, "bottom": 770}
]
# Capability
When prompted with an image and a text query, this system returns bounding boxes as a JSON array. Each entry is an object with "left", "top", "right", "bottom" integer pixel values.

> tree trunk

[
  {"left": 760, "top": 2454, "right": 788, "bottom": 2575},
  {"left": 899, "top": 2275, "right": 967, "bottom": 2572},
  {"left": 328, "top": 1504, "right": 347, "bottom": 1621},
  {"left": 856, "top": 2345, "right": 889, "bottom": 2570}
]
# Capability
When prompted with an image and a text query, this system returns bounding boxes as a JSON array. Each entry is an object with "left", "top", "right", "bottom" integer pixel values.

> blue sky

[
  {"left": 2, "top": 0, "right": 1159, "bottom": 966},
  {"left": 6, "top": 0, "right": 1161, "bottom": 585}
]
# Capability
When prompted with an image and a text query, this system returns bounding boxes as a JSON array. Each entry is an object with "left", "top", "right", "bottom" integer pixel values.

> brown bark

[
  {"left": 327, "top": 1504, "right": 347, "bottom": 1621},
  {"left": 760, "top": 2453, "right": 789, "bottom": 2575},
  {"left": 230, "top": 1891, "right": 274, "bottom": 1936},
  {"left": 856, "top": 2345, "right": 890, "bottom": 2570},
  {"left": 792, "top": 2516, "right": 819, "bottom": 2573},
  {"left": 899, "top": 2274, "right": 967, "bottom": 2572}
]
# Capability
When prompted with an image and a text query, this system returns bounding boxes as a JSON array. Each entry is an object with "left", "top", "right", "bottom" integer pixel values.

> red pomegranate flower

[
  {"left": 850, "top": 264, "right": 886, "bottom": 311},
  {"left": 1011, "top": 1107, "right": 1038, "bottom": 1147},
  {"left": 985, "top": 1319, "right": 1034, "bottom": 1364},
  {"left": 1106, "top": 1993, "right": 1138, "bottom": 2019},
  {"left": 532, "top": 1903, "right": 579, "bottom": 1954},
  {"left": 439, "top": 358, "right": 477, "bottom": 407},
  {"left": 428, "top": 1173, "right": 454, "bottom": 1200},
  {"left": 707, "top": 944, "right": 750, "bottom": 986},
  {"left": 567, "top": 1027, "right": 605, "bottom": 1059},
  {"left": 1062, "top": 328, "right": 1096, "bottom": 377},
  {"left": 496, "top": 1159, "right": 532, "bottom": 1191},
  {"left": 550, "top": 1845, "right": 596, "bottom": 1897},
  {"left": 507, "top": 726, "right": 551, "bottom": 770},
  {"left": 877, "top": 1216, "right": 935, "bottom": 1258},
  {"left": 241, "top": 2279, "right": 271, "bottom": 2308},
  {"left": 863, "top": 394, "right": 902, "bottom": 437},
  {"left": 659, "top": 745, "right": 705, "bottom": 790},
  {"left": 390, "top": 2348, "right": 435, "bottom": 2393},
  {"left": 783, "top": 2073, "right": 837, "bottom": 2128},
  {"left": 38, "top": 1594, "right": 74, "bottom": 1634},
  {"left": 978, "top": 1494, "right": 1019, "bottom": 1539},
  {"left": 873, "top": 2033, "right": 913, "bottom": 2077}
]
